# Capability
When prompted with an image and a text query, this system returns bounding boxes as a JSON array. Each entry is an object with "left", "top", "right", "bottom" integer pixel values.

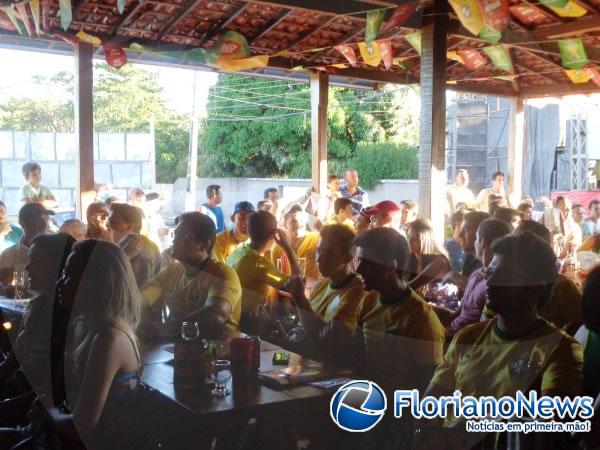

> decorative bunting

[
  {"left": 14, "top": 3, "right": 33, "bottom": 36},
  {"left": 457, "top": 49, "right": 488, "bottom": 71},
  {"left": 103, "top": 44, "right": 127, "bottom": 69},
  {"left": 76, "top": 31, "right": 102, "bottom": 45},
  {"left": 545, "top": 0, "right": 587, "bottom": 18},
  {"left": 216, "top": 55, "right": 269, "bottom": 71},
  {"left": 0, "top": 7, "right": 25, "bottom": 35},
  {"left": 58, "top": 0, "right": 72, "bottom": 30},
  {"left": 509, "top": 4, "right": 548, "bottom": 25},
  {"left": 404, "top": 31, "right": 421, "bottom": 55},
  {"left": 130, "top": 42, "right": 217, "bottom": 65},
  {"left": 559, "top": 39, "right": 588, "bottom": 69},
  {"left": 393, "top": 57, "right": 411, "bottom": 70},
  {"left": 0, "top": 8, "right": 17, "bottom": 32},
  {"left": 334, "top": 44, "right": 357, "bottom": 67},
  {"left": 478, "top": 0, "right": 510, "bottom": 32},
  {"left": 565, "top": 69, "right": 590, "bottom": 84},
  {"left": 117, "top": 0, "right": 125, "bottom": 14},
  {"left": 378, "top": 38, "right": 393, "bottom": 70},
  {"left": 583, "top": 68, "right": 600, "bottom": 87},
  {"left": 30, "top": 0, "right": 40, "bottom": 35},
  {"left": 447, "top": 51, "right": 465, "bottom": 64},
  {"left": 365, "top": 8, "right": 385, "bottom": 47},
  {"left": 381, "top": 2, "right": 417, "bottom": 33},
  {"left": 448, "top": 0, "right": 485, "bottom": 36},
  {"left": 540, "top": 0, "right": 568, "bottom": 7},
  {"left": 214, "top": 31, "right": 251, "bottom": 61},
  {"left": 358, "top": 41, "right": 382, "bottom": 67},
  {"left": 479, "top": 27, "right": 502, "bottom": 43},
  {"left": 483, "top": 45, "right": 513, "bottom": 72}
]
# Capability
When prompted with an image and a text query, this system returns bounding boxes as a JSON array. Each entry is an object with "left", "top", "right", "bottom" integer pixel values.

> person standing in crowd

[
  {"left": 446, "top": 169, "right": 475, "bottom": 215},
  {"left": 340, "top": 169, "right": 369, "bottom": 216},
  {"left": 256, "top": 200, "right": 272, "bottom": 212},
  {"left": 214, "top": 201, "right": 255, "bottom": 263},
  {"left": 476, "top": 171, "right": 508, "bottom": 212},
  {"left": 0, "top": 201, "right": 23, "bottom": 252},
  {"left": 583, "top": 199, "right": 600, "bottom": 238},
  {"left": 354, "top": 209, "right": 371, "bottom": 234},
  {"left": 21, "top": 162, "right": 58, "bottom": 208},
  {"left": 108, "top": 203, "right": 161, "bottom": 287},
  {"left": 420, "top": 233, "right": 582, "bottom": 449},
  {"left": 263, "top": 187, "right": 280, "bottom": 218},
  {"left": 493, "top": 207, "right": 521, "bottom": 231},
  {"left": 324, "top": 197, "right": 355, "bottom": 229},
  {"left": 517, "top": 202, "right": 534, "bottom": 221},
  {"left": 445, "top": 210, "right": 465, "bottom": 272},
  {"left": 85, "top": 202, "right": 111, "bottom": 240},
  {"left": 573, "top": 203, "right": 585, "bottom": 227},
  {"left": 59, "top": 219, "right": 86, "bottom": 242},
  {"left": 317, "top": 175, "right": 342, "bottom": 223},
  {"left": 544, "top": 196, "right": 582, "bottom": 257},
  {"left": 142, "top": 212, "right": 242, "bottom": 337},
  {"left": 399, "top": 199, "right": 419, "bottom": 235},
  {"left": 200, "top": 185, "right": 225, "bottom": 233},
  {"left": 362, "top": 200, "right": 402, "bottom": 231}
]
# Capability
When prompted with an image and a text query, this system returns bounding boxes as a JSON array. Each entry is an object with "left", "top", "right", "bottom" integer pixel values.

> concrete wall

[{"left": 0, "top": 130, "right": 154, "bottom": 215}]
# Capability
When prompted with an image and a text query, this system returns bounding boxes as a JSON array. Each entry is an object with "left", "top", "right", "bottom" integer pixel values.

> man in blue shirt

[
  {"left": 202, "top": 184, "right": 225, "bottom": 233},
  {"left": 340, "top": 169, "right": 369, "bottom": 216}
]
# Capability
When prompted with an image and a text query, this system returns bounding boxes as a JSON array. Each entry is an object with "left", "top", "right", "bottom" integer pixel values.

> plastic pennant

[
  {"left": 365, "top": 8, "right": 385, "bottom": 47},
  {"left": 447, "top": 51, "right": 465, "bottom": 64},
  {"left": 546, "top": 1, "right": 587, "bottom": 18},
  {"left": 457, "top": 49, "right": 488, "bottom": 71},
  {"left": 540, "top": 0, "right": 569, "bottom": 8},
  {"left": 76, "top": 31, "right": 102, "bottom": 45},
  {"left": 393, "top": 58, "right": 410, "bottom": 70},
  {"left": 559, "top": 39, "right": 588, "bottom": 69},
  {"left": 30, "top": 0, "right": 40, "bottom": 35},
  {"left": 14, "top": 3, "right": 33, "bottom": 36},
  {"left": 381, "top": 2, "right": 417, "bottom": 33},
  {"left": 0, "top": 7, "right": 25, "bottom": 35},
  {"left": 583, "top": 68, "right": 600, "bottom": 87},
  {"left": 358, "top": 41, "right": 382, "bottom": 67},
  {"left": 478, "top": 0, "right": 510, "bottom": 32},
  {"left": 404, "top": 31, "right": 421, "bottom": 55},
  {"left": 508, "top": 4, "right": 548, "bottom": 25},
  {"left": 0, "top": 8, "right": 17, "bottom": 32},
  {"left": 378, "top": 38, "right": 393, "bottom": 70},
  {"left": 565, "top": 69, "right": 590, "bottom": 84},
  {"left": 117, "top": 0, "right": 125, "bottom": 14},
  {"left": 216, "top": 55, "right": 269, "bottom": 71},
  {"left": 482, "top": 45, "right": 513, "bottom": 72},
  {"left": 129, "top": 42, "right": 217, "bottom": 65},
  {"left": 103, "top": 44, "right": 127, "bottom": 69},
  {"left": 479, "top": 27, "right": 502, "bottom": 42},
  {"left": 331, "top": 63, "right": 349, "bottom": 69},
  {"left": 334, "top": 44, "right": 357, "bottom": 67},
  {"left": 58, "top": 0, "right": 72, "bottom": 30},
  {"left": 448, "top": 0, "right": 485, "bottom": 36},
  {"left": 214, "top": 31, "right": 251, "bottom": 61}
]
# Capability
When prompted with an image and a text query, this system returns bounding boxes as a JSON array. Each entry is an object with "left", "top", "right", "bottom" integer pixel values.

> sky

[{"left": 0, "top": 48, "right": 218, "bottom": 114}]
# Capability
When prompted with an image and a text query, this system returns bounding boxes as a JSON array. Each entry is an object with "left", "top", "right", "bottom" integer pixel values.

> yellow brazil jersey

[
  {"left": 271, "top": 232, "right": 320, "bottom": 280},
  {"left": 142, "top": 260, "right": 242, "bottom": 331},
  {"left": 323, "top": 217, "right": 355, "bottom": 231},
  {"left": 356, "top": 289, "right": 445, "bottom": 392},
  {"left": 309, "top": 274, "right": 368, "bottom": 330},
  {"left": 214, "top": 229, "right": 248, "bottom": 263},
  {"left": 227, "top": 244, "right": 288, "bottom": 315},
  {"left": 430, "top": 318, "right": 583, "bottom": 426}
]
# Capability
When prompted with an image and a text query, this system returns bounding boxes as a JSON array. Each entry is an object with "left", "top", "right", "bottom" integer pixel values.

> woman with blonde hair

[{"left": 406, "top": 218, "right": 451, "bottom": 292}]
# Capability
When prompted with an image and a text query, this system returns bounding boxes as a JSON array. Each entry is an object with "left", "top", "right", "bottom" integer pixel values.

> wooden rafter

[
  {"left": 197, "top": 2, "right": 251, "bottom": 45},
  {"left": 110, "top": 1, "right": 147, "bottom": 35},
  {"left": 282, "top": 15, "right": 336, "bottom": 51},
  {"left": 249, "top": 8, "right": 293, "bottom": 44},
  {"left": 514, "top": 62, "right": 556, "bottom": 84},
  {"left": 155, "top": 0, "right": 205, "bottom": 41},
  {"left": 534, "top": 15, "right": 600, "bottom": 39}
]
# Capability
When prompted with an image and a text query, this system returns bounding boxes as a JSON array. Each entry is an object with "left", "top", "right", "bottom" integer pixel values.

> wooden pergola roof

[{"left": 2, "top": 0, "right": 600, "bottom": 97}]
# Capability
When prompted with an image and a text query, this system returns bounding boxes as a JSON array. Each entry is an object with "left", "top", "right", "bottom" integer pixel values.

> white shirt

[{"left": 0, "top": 239, "right": 29, "bottom": 272}]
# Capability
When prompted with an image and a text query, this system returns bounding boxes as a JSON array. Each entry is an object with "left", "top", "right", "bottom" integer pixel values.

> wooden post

[
  {"left": 310, "top": 71, "right": 328, "bottom": 195},
  {"left": 507, "top": 97, "right": 525, "bottom": 205},
  {"left": 418, "top": 3, "right": 448, "bottom": 241},
  {"left": 74, "top": 42, "right": 95, "bottom": 221}
]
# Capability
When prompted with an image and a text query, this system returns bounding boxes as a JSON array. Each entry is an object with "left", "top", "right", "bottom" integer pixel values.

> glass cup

[
  {"left": 13, "top": 271, "right": 28, "bottom": 300},
  {"left": 211, "top": 359, "right": 232, "bottom": 396},
  {"left": 181, "top": 321, "right": 199, "bottom": 341}
]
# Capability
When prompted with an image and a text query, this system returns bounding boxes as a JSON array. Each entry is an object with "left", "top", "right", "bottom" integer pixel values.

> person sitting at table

[
  {"left": 0, "top": 203, "right": 51, "bottom": 295},
  {"left": 85, "top": 202, "right": 111, "bottom": 240},
  {"left": 142, "top": 212, "right": 242, "bottom": 338},
  {"left": 432, "top": 219, "right": 509, "bottom": 340},
  {"left": 419, "top": 233, "right": 582, "bottom": 449},
  {"left": 271, "top": 204, "right": 320, "bottom": 283},
  {"left": 108, "top": 203, "right": 161, "bottom": 288},
  {"left": 0, "top": 200, "right": 23, "bottom": 252},
  {"left": 227, "top": 211, "right": 300, "bottom": 333},
  {"left": 213, "top": 201, "right": 254, "bottom": 263},
  {"left": 494, "top": 207, "right": 521, "bottom": 231},
  {"left": 323, "top": 197, "right": 355, "bottom": 230},
  {"left": 59, "top": 219, "right": 86, "bottom": 242}
]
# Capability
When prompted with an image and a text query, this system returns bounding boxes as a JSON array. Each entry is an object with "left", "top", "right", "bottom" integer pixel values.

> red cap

[{"left": 362, "top": 200, "right": 401, "bottom": 217}]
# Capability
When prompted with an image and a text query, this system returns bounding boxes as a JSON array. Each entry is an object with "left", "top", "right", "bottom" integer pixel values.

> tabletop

[{"left": 0, "top": 295, "right": 30, "bottom": 318}]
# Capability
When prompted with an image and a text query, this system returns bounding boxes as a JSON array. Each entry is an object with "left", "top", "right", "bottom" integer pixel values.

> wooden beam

[
  {"left": 250, "top": 8, "right": 293, "bottom": 44},
  {"left": 249, "top": 0, "right": 382, "bottom": 16},
  {"left": 521, "top": 81, "right": 600, "bottom": 97},
  {"left": 507, "top": 97, "right": 524, "bottom": 204},
  {"left": 155, "top": 0, "right": 204, "bottom": 40},
  {"left": 534, "top": 15, "right": 600, "bottom": 39},
  {"left": 110, "top": 1, "right": 146, "bottom": 34},
  {"left": 197, "top": 3, "right": 250, "bottom": 45},
  {"left": 310, "top": 71, "right": 328, "bottom": 195},
  {"left": 74, "top": 42, "right": 95, "bottom": 221},
  {"left": 419, "top": 1, "right": 447, "bottom": 237},
  {"left": 448, "top": 82, "right": 514, "bottom": 97}
]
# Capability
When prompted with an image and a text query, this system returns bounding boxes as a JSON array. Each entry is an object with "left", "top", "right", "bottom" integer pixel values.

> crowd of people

[{"left": 0, "top": 162, "right": 599, "bottom": 450}]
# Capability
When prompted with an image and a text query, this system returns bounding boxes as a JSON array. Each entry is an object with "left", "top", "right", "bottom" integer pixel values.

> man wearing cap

[
  {"left": 362, "top": 200, "right": 402, "bottom": 231},
  {"left": 214, "top": 201, "right": 255, "bottom": 263},
  {"left": 340, "top": 169, "right": 369, "bottom": 216},
  {"left": 0, "top": 203, "right": 51, "bottom": 287}
]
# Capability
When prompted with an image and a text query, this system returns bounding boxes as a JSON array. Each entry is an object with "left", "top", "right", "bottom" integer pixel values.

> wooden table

[{"left": 0, "top": 296, "right": 29, "bottom": 323}]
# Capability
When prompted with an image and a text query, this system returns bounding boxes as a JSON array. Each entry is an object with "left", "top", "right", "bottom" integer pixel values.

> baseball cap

[
  {"left": 233, "top": 201, "right": 256, "bottom": 214},
  {"left": 362, "top": 200, "right": 401, "bottom": 218},
  {"left": 19, "top": 203, "right": 54, "bottom": 223}
]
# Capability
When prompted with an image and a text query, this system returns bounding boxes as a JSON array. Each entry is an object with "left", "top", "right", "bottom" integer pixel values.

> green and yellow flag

[
  {"left": 448, "top": 0, "right": 485, "bottom": 36},
  {"left": 483, "top": 45, "right": 513, "bottom": 72},
  {"left": 365, "top": 9, "right": 385, "bottom": 47},
  {"left": 479, "top": 27, "right": 502, "bottom": 43},
  {"left": 542, "top": 0, "right": 587, "bottom": 17},
  {"left": 565, "top": 69, "right": 590, "bottom": 84},
  {"left": 358, "top": 41, "right": 383, "bottom": 67},
  {"left": 405, "top": 31, "right": 421, "bottom": 55},
  {"left": 559, "top": 39, "right": 588, "bottom": 69}
]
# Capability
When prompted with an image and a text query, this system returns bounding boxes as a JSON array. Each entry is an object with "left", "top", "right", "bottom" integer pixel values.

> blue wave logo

[{"left": 330, "top": 380, "right": 387, "bottom": 432}]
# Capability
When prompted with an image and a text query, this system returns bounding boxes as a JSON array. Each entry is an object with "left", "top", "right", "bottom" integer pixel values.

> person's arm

[
  {"left": 184, "top": 297, "right": 232, "bottom": 338},
  {"left": 578, "top": 234, "right": 597, "bottom": 252},
  {"left": 408, "top": 256, "right": 451, "bottom": 291},
  {"left": 442, "top": 270, "right": 468, "bottom": 292},
  {"left": 430, "top": 303, "right": 458, "bottom": 326},
  {"left": 284, "top": 277, "right": 328, "bottom": 345},
  {"left": 274, "top": 229, "right": 301, "bottom": 276}
]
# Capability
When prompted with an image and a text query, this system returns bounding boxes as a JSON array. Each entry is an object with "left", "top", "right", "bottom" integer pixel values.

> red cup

[{"left": 230, "top": 337, "right": 260, "bottom": 377}]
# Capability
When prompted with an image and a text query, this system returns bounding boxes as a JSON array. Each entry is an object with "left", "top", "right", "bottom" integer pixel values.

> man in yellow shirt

[
  {"left": 323, "top": 197, "right": 355, "bottom": 230},
  {"left": 213, "top": 201, "right": 254, "bottom": 263},
  {"left": 227, "top": 211, "right": 301, "bottom": 333},
  {"left": 141, "top": 212, "right": 242, "bottom": 338},
  {"left": 421, "top": 233, "right": 582, "bottom": 448}
]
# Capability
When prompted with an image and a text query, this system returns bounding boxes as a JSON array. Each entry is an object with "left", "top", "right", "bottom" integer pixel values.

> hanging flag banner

[
  {"left": 0, "top": 6, "right": 25, "bottom": 35},
  {"left": 14, "top": 3, "right": 33, "bottom": 36},
  {"left": 216, "top": 55, "right": 269, "bottom": 71},
  {"left": 365, "top": 8, "right": 385, "bottom": 47},
  {"left": 404, "top": 31, "right": 421, "bottom": 55},
  {"left": 30, "top": 0, "right": 41, "bottom": 35},
  {"left": 103, "top": 44, "right": 127, "bottom": 69},
  {"left": 358, "top": 41, "right": 382, "bottom": 67},
  {"left": 334, "top": 44, "right": 357, "bottom": 67},
  {"left": 378, "top": 38, "right": 393, "bottom": 70},
  {"left": 448, "top": 0, "right": 485, "bottom": 36},
  {"left": 117, "top": 0, "right": 125, "bottom": 14},
  {"left": 393, "top": 57, "right": 411, "bottom": 70},
  {"left": 478, "top": 0, "right": 510, "bottom": 31},
  {"left": 583, "top": 68, "right": 600, "bottom": 87},
  {"left": 447, "top": 51, "right": 465, "bottom": 64},
  {"left": 565, "top": 69, "right": 590, "bottom": 84},
  {"left": 331, "top": 63, "right": 349, "bottom": 69},
  {"left": 540, "top": 0, "right": 568, "bottom": 7},
  {"left": 457, "top": 49, "right": 488, "bottom": 71},
  {"left": 381, "top": 2, "right": 418, "bottom": 32},
  {"left": 483, "top": 45, "right": 513, "bottom": 72},
  {"left": 545, "top": 0, "right": 587, "bottom": 18},
  {"left": 214, "top": 31, "right": 251, "bottom": 61},
  {"left": 58, "top": 0, "right": 72, "bottom": 30},
  {"left": 509, "top": 4, "right": 549, "bottom": 25},
  {"left": 559, "top": 39, "right": 588, "bottom": 69},
  {"left": 76, "top": 31, "right": 102, "bottom": 45},
  {"left": 0, "top": 8, "right": 17, "bottom": 32},
  {"left": 130, "top": 42, "right": 217, "bottom": 65},
  {"left": 479, "top": 27, "right": 502, "bottom": 42}
]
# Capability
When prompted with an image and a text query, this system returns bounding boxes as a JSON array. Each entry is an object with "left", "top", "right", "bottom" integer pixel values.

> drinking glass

[
  {"left": 211, "top": 359, "right": 232, "bottom": 396},
  {"left": 181, "top": 321, "right": 199, "bottom": 341},
  {"left": 13, "top": 271, "right": 28, "bottom": 300}
]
